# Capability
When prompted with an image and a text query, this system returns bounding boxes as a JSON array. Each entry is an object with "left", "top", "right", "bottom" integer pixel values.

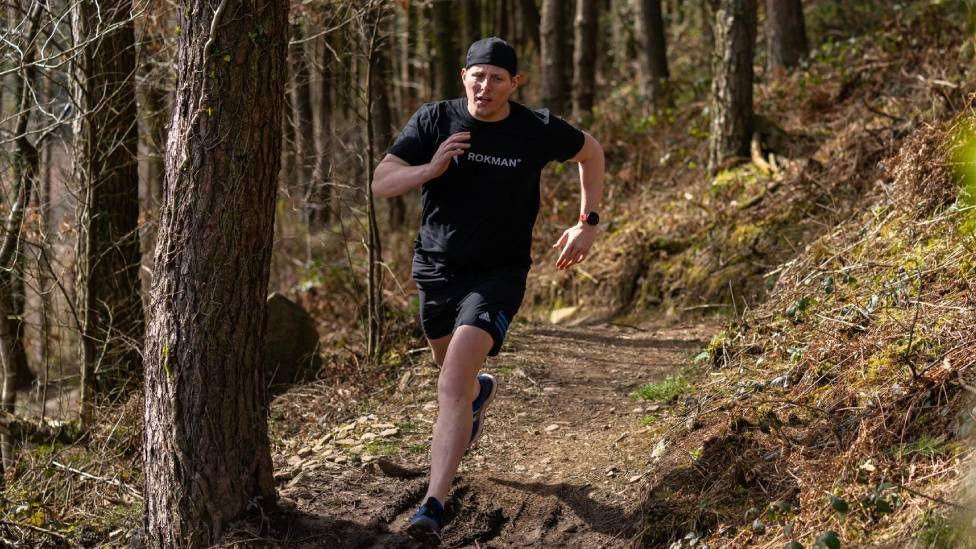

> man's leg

[
  {"left": 428, "top": 333, "right": 482, "bottom": 398},
  {"left": 424, "top": 325, "right": 493, "bottom": 503}
]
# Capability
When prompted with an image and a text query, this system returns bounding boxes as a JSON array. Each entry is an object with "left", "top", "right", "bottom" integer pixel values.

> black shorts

[{"left": 417, "top": 268, "right": 528, "bottom": 356}]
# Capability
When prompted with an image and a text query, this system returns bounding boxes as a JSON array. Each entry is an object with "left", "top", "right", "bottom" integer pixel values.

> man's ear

[
  {"left": 512, "top": 73, "right": 521, "bottom": 89},
  {"left": 460, "top": 67, "right": 467, "bottom": 80}
]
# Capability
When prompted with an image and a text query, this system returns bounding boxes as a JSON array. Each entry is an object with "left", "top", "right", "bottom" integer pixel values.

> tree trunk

[
  {"left": 142, "top": 84, "right": 167, "bottom": 210},
  {"left": 708, "top": 0, "right": 757, "bottom": 174},
  {"left": 572, "top": 0, "right": 598, "bottom": 121},
  {"left": 3, "top": 1, "right": 43, "bottom": 472},
  {"left": 765, "top": 0, "right": 807, "bottom": 71},
  {"left": 494, "top": 0, "right": 510, "bottom": 40},
  {"left": 401, "top": 1, "right": 416, "bottom": 116},
  {"left": 308, "top": 39, "right": 333, "bottom": 230},
  {"left": 433, "top": 0, "right": 460, "bottom": 98},
  {"left": 462, "top": 0, "right": 481, "bottom": 49},
  {"left": 518, "top": 0, "right": 542, "bottom": 53},
  {"left": 637, "top": 0, "right": 670, "bottom": 106},
  {"left": 290, "top": 29, "right": 315, "bottom": 197},
  {"left": 143, "top": 1, "right": 287, "bottom": 545},
  {"left": 541, "top": 0, "right": 569, "bottom": 114},
  {"left": 72, "top": 0, "right": 145, "bottom": 401},
  {"left": 369, "top": 40, "right": 405, "bottom": 229}
]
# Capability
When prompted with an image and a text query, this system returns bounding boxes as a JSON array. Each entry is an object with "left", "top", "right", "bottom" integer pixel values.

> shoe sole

[
  {"left": 469, "top": 374, "right": 497, "bottom": 448},
  {"left": 405, "top": 520, "right": 442, "bottom": 546}
]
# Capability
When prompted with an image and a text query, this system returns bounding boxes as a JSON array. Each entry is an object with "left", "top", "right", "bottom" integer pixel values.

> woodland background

[{"left": 1, "top": 0, "right": 976, "bottom": 547}]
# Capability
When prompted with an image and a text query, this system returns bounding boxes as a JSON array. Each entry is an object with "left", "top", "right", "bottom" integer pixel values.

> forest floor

[{"left": 261, "top": 321, "right": 716, "bottom": 548}]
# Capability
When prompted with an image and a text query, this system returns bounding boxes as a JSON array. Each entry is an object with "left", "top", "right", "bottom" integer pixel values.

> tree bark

[
  {"left": 637, "top": 0, "right": 670, "bottom": 106},
  {"left": 307, "top": 39, "right": 333, "bottom": 229},
  {"left": 462, "top": 0, "right": 481, "bottom": 49},
  {"left": 765, "top": 0, "right": 807, "bottom": 71},
  {"left": 433, "top": 0, "right": 460, "bottom": 98},
  {"left": 72, "top": 0, "right": 145, "bottom": 401},
  {"left": 3, "top": 1, "right": 43, "bottom": 472},
  {"left": 541, "top": 0, "right": 569, "bottom": 114},
  {"left": 572, "top": 0, "right": 598, "bottom": 121},
  {"left": 369, "top": 38, "right": 405, "bottom": 229},
  {"left": 143, "top": 1, "right": 287, "bottom": 545},
  {"left": 708, "top": 0, "right": 757, "bottom": 174},
  {"left": 494, "top": 0, "right": 510, "bottom": 40},
  {"left": 518, "top": 0, "right": 541, "bottom": 53},
  {"left": 290, "top": 29, "right": 315, "bottom": 197}
]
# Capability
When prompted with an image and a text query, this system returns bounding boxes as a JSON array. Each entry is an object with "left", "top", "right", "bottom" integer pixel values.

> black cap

[{"left": 465, "top": 37, "right": 518, "bottom": 76}]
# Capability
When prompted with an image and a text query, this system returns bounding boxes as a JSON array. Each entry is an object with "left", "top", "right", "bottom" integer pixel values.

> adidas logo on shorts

[{"left": 478, "top": 311, "right": 491, "bottom": 322}]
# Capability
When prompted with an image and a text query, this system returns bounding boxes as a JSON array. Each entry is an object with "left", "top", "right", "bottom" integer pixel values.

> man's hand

[
  {"left": 552, "top": 223, "right": 598, "bottom": 270},
  {"left": 425, "top": 132, "right": 471, "bottom": 180}
]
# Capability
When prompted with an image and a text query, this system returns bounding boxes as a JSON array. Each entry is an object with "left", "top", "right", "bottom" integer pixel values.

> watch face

[{"left": 586, "top": 211, "right": 600, "bottom": 226}]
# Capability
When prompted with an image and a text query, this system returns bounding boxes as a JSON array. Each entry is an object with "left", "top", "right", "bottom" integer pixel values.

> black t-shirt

[{"left": 389, "top": 98, "right": 585, "bottom": 286}]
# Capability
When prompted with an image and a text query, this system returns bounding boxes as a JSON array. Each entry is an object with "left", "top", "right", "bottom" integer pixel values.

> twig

[
  {"left": 904, "top": 296, "right": 921, "bottom": 381},
  {"left": 50, "top": 461, "right": 143, "bottom": 500},
  {"left": 896, "top": 482, "right": 967, "bottom": 510},
  {"left": 0, "top": 519, "right": 83, "bottom": 548}
]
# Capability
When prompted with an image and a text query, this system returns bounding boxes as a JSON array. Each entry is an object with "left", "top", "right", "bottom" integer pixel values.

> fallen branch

[
  {"left": 0, "top": 412, "right": 81, "bottom": 445},
  {"left": 50, "top": 461, "right": 143, "bottom": 500},
  {"left": 0, "top": 519, "right": 83, "bottom": 548}
]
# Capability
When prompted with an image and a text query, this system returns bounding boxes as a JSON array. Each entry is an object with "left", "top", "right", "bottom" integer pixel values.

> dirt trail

[{"left": 272, "top": 322, "right": 715, "bottom": 548}]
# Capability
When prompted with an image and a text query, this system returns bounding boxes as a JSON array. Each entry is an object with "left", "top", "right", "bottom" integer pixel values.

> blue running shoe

[
  {"left": 406, "top": 497, "right": 443, "bottom": 545},
  {"left": 470, "top": 373, "right": 497, "bottom": 447}
]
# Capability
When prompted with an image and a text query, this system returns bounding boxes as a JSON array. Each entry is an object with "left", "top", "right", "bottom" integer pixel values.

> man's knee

[{"left": 436, "top": 369, "right": 471, "bottom": 403}]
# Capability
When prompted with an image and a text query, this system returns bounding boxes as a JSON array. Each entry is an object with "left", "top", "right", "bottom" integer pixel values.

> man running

[{"left": 372, "top": 37, "right": 605, "bottom": 544}]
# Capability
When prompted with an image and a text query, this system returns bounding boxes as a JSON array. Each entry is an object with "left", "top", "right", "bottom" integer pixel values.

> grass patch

[
  {"left": 638, "top": 414, "right": 658, "bottom": 426},
  {"left": 364, "top": 441, "right": 398, "bottom": 456},
  {"left": 914, "top": 512, "right": 964, "bottom": 549},
  {"left": 630, "top": 373, "right": 692, "bottom": 403},
  {"left": 406, "top": 443, "right": 427, "bottom": 455},
  {"left": 892, "top": 435, "right": 947, "bottom": 461}
]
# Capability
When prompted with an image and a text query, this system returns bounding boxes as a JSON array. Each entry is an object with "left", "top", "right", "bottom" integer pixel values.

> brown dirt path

[{"left": 269, "top": 322, "right": 715, "bottom": 548}]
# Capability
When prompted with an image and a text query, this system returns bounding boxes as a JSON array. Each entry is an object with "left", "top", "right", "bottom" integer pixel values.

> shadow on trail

[
  {"left": 490, "top": 477, "right": 637, "bottom": 538},
  {"left": 239, "top": 506, "right": 415, "bottom": 549},
  {"left": 528, "top": 327, "right": 706, "bottom": 351}
]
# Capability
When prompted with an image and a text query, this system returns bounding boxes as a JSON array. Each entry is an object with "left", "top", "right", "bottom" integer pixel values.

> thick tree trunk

[
  {"left": 308, "top": 39, "right": 333, "bottom": 229},
  {"left": 369, "top": 44, "right": 405, "bottom": 228},
  {"left": 765, "top": 0, "right": 807, "bottom": 71},
  {"left": 433, "top": 1, "right": 460, "bottom": 98},
  {"left": 572, "top": 0, "right": 598, "bottom": 121},
  {"left": 637, "top": 0, "right": 670, "bottom": 106},
  {"left": 494, "top": 0, "right": 510, "bottom": 40},
  {"left": 462, "top": 0, "right": 481, "bottom": 48},
  {"left": 143, "top": 1, "right": 287, "bottom": 545},
  {"left": 3, "top": 2, "right": 43, "bottom": 471},
  {"left": 72, "top": 0, "right": 145, "bottom": 400},
  {"left": 290, "top": 30, "right": 315, "bottom": 196},
  {"left": 518, "top": 0, "right": 542, "bottom": 53},
  {"left": 541, "top": 0, "right": 569, "bottom": 114},
  {"left": 708, "top": 0, "right": 757, "bottom": 173}
]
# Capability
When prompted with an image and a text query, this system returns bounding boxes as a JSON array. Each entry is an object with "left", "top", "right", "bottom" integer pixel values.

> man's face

[{"left": 461, "top": 64, "right": 519, "bottom": 120}]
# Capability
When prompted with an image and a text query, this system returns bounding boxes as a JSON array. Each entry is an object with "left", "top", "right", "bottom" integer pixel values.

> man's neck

[{"left": 467, "top": 100, "right": 511, "bottom": 122}]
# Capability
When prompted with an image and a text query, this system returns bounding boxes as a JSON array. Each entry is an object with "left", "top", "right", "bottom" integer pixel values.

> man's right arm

[
  {"left": 372, "top": 155, "right": 433, "bottom": 198},
  {"left": 372, "top": 131, "right": 471, "bottom": 198}
]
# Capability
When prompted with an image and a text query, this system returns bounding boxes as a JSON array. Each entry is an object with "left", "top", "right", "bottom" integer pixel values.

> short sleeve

[
  {"left": 388, "top": 106, "right": 435, "bottom": 166},
  {"left": 547, "top": 114, "right": 586, "bottom": 162}
]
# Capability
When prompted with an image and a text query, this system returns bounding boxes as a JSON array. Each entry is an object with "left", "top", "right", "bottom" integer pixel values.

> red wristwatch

[{"left": 579, "top": 211, "right": 600, "bottom": 226}]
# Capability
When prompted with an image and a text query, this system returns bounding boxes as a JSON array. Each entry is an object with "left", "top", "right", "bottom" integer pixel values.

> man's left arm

[{"left": 553, "top": 131, "right": 605, "bottom": 271}]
